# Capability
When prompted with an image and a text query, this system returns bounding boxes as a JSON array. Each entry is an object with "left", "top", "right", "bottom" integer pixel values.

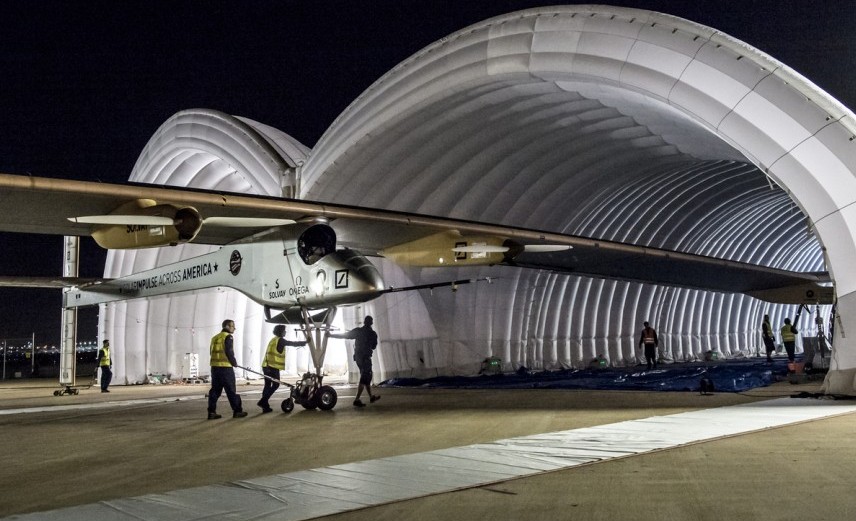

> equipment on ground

[
  {"left": 236, "top": 365, "right": 337, "bottom": 413},
  {"left": 53, "top": 371, "right": 97, "bottom": 396}
]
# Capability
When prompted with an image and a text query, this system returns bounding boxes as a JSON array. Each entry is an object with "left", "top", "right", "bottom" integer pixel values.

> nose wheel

[
  {"left": 317, "top": 385, "right": 338, "bottom": 410},
  {"left": 289, "top": 372, "right": 338, "bottom": 410},
  {"left": 280, "top": 397, "right": 295, "bottom": 413}
]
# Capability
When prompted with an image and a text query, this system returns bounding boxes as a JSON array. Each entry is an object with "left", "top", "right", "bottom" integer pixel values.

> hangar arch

[
  {"left": 298, "top": 6, "right": 856, "bottom": 392},
  {"left": 106, "top": 7, "right": 856, "bottom": 394}
]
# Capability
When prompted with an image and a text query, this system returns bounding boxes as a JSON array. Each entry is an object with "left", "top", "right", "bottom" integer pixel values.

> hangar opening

[{"left": 101, "top": 6, "right": 856, "bottom": 395}]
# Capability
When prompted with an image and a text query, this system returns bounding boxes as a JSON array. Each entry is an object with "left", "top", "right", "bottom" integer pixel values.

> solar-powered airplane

[{"left": 0, "top": 172, "right": 833, "bottom": 409}]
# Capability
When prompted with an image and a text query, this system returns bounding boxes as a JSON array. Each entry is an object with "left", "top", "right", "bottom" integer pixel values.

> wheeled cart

[
  {"left": 53, "top": 372, "right": 97, "bottom": 396},
  {"left": 237, "top": 366, "right": 338, "bottom": 412}
]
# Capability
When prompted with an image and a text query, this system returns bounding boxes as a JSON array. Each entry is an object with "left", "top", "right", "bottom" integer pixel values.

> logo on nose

[{"left": 335, "top": 269, "right": 349, "bottom": 289}]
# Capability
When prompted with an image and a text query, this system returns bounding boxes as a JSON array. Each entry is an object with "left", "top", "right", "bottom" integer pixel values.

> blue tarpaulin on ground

[{"left": 381, "top": 358, "right": 809, "bottom": 392}]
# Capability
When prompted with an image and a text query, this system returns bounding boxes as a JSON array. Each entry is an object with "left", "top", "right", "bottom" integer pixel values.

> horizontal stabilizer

[{"left": 0, "top": 276, "right": 107, "bottom": 289}]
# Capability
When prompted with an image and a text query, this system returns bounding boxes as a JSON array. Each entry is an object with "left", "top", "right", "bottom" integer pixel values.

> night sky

[{"left": 1, "top": 0, "right": 854, "bottom": 344}]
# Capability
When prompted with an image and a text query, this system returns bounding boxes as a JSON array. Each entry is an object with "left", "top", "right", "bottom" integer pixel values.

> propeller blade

[
  {"left": 451, "top": 245, "right": 509, "bottom": 253},
  {"left": 202, "top": 217, "right": 296, "bottom": 227},
  {"left": 523, "top": 245, "right": 572, "bottom": 253},
  {"left": 68, "top": 215, "right": 174, "bottom": 225}
]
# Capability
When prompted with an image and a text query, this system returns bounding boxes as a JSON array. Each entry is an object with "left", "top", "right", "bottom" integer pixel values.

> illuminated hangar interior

[{"left": 100, "top": 5, "right": 856, "bottom": 395}]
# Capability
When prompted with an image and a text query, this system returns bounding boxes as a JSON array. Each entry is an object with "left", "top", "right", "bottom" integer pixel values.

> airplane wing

[
  {"left": 328, "top": 218, "right": 832, "bottom": 303},
  {"left": 0, "top": 172, "right": 832, "bottom": 303}
]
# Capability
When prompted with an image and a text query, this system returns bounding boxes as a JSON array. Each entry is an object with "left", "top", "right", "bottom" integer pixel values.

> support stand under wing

[{"left": 57, "top": 236, "right": 80, "bottom": 396}]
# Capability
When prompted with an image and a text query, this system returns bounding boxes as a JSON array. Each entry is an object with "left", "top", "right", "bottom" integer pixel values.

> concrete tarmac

[{"left": 0, "top": 377, "right": 854, "bottom": 520}]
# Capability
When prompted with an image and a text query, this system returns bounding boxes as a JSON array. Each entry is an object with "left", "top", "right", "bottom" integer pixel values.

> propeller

[
  {"left": 521, "top": 245, "right": 572, "bottom": 253},
  {"left": 69, "top": 215, "right": 295, "bottom": 228},
  {"left": 451, "top": 245, "right": 509, "bottom": 253},
  {"left": 452, "top": 244, "right": 571, "bottom": 254},
  {"left": 68, "top": 215, "right": 173, "bottom": 225},
  {"left": 202, "top": 217, "right": 295, "bottom": 227}
]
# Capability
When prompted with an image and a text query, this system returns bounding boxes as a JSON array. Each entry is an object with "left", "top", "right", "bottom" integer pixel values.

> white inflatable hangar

[{"left": 101, "top": 5, "right": 856, "bottom": 396}]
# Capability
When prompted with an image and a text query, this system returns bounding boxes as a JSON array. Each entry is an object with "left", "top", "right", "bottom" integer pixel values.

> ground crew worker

[
  {"left": 781, "top": 317, "right": 798, "bottom": 362},
  {"left": 96, "top": 339, "right": 112, "bottom": 393},
  {"left": 762, "top": 314, "right": 776, "bottom": 362},
  {"left": 638, "top": 321, "right": 659, "bottom": 370},
  {"left": 257, "top": 325, "right": 307, "bottom": 413},
  {"left": 330, "top": 316, "right": 380, "bottom": 407},
  {"left": 207, "top": 319, "right": 247, "bottom": 419}
]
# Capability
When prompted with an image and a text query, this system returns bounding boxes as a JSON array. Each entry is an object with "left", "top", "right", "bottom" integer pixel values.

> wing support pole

[{"left": 59, "top": 236, "right": 79, "bottom": 392}]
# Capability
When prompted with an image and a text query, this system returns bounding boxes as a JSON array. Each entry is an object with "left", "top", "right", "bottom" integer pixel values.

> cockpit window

[{"left": 297, "top": 224, "right": 336, "bottom": 265}]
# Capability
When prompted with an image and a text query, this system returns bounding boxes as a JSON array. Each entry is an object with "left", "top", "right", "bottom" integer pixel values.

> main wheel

[
  {"left": 53, "top": 390, "right": 61, "bottom": 396},
  {"left": 317, "top": 385, "right": 338, "bottom": 411},
  {"left": 280, "top": 398, "right": 294, "bottom": 413}
]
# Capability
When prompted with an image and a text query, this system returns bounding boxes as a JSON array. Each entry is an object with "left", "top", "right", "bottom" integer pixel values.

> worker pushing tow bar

[{"left": 233, "top": 315, "right": 343, "bottom": 413}]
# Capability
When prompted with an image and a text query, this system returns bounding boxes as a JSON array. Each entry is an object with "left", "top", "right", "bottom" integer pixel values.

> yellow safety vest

[
  {"left": 264, "top": 337, "right": 285, "bottom": 370},
  {"left": 642, "top": 328, "right": 656, "bottom": 345},
  {"left": 780, "top": 324, "right": 796, "bottom": 342},
  {"left": 210, "top": 332, "right": 232, "bottom": 367},
  {"left": 762, "top": 320, "right": 773, "bottom": 338},
  {"left": 99, "top": 347, "right": 111, "bottom": 367}
]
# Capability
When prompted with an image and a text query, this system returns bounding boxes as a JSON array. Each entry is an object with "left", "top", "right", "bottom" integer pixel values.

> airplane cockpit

[{"left": 297, "top": 224, "right": 336, "bottom": 265}]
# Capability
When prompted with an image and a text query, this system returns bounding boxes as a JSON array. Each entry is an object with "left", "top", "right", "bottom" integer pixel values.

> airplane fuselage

[{"left": 63, "top": 223, "right": 386, "bottom": 314}]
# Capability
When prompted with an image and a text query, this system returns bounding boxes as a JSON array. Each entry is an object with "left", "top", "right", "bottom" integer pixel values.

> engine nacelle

[
  {"left": 381, "top": 230, "right": 511, "bottom": 267},
  {"left": 91, "top": 199, "right": 202, "bottom": 249}
]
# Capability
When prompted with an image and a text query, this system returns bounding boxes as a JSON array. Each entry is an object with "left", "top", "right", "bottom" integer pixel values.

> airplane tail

[{"left": 63, "top": 247, "right": 241, "bottom": 308}]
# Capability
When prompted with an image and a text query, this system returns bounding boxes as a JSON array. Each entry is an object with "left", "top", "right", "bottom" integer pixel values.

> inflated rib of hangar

[{"left": 102, "top": 5, "right": 856, "bottom": 395}]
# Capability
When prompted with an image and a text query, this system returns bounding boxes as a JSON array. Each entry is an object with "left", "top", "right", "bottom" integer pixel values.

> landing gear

[
  {"left": 283, "top": 306, "right": 340, "bottom": 410},
  {"left": 262, "top": 305, "right": 341, "bottom": 411},
  {"left": 290, "top": 372, "right": 338, "bottom": 411},
  {"left": 317, "top": 385, "right": 338, "bottom": 411},
  {"left": 281, "top": 397, "right": 295, "bottom": 413}
]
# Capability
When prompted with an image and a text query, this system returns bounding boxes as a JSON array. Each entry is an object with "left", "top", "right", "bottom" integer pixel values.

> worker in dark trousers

[
  {"left": 638, "top": 321, "right": 659, "bottom": 370},
  {"left": 762, "top": 314, "right": 776, "bottom": 362},
  {"left": 330, "top": 315, "right": 380, "bottom": 407},
  {"left": 208, "top": 319, "right": 247, "bottom": 419},
  {"left": 257, "top": 325, "right": 306, "bottom": 413},
  {"left": 96, "top": 339, "right": 112, "bottom": 392},
  {"left": 781, "top": 317, "right": 799, "bottom": 362}
]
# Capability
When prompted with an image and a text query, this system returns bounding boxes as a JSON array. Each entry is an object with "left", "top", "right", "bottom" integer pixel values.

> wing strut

[{"left": 381, "top": 277, "right": 493, "bottom": 294}]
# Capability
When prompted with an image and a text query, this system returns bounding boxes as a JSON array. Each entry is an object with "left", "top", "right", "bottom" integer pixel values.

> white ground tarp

[{"left": 9, "top": 397, "right": 856, "bottom": 521}]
